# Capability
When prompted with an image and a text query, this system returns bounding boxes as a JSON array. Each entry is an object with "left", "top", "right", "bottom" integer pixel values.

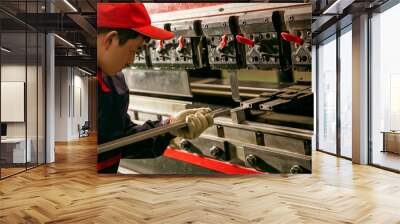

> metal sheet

[
  {"left": 264, "top": 133, "right": 310, "bottom": 155},
  {"left": 123, "top": 69, "right": 192, "bottom": 97},
  {"left": 120, "top": 157, "right": 222, "bottom": 175},
  {"left": 214, "top": 117, "right": 313, "bottom": 140},
  {"left": 129, "top": 95, "right": 190, "bottom": 117},
  {"left": 243, "top": 144, "right": 311, "bottom": 173},
  {"left": 224, "top": 126, "right": 258, "bottom": 145}
]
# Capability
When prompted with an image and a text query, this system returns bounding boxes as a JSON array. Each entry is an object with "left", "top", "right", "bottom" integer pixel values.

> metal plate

[
  {"left": 243, "top": 144, "right": 311, "bottom": 173},
  {"left": 264, "top": 133, "right": 310, "bottom": 155},
  {"left": 120, "top": 157, "right": 222, "bottom": 175},
  {"left": 124, "top": 69, "right": 192, "bottom": 98},
  {"left": 223, "top": 126, "right": 257, "bottom": 145}
]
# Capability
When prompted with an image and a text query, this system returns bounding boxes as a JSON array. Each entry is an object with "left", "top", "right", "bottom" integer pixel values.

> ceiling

[
  {"left": 311, "top": 0, "right": 390, "bottom": 43},
  {"left": 0, "top": 0, "right": 96, "bottom": 14},
  {"left": 0, "top": 0, "right": 96, "bottom": 73}
]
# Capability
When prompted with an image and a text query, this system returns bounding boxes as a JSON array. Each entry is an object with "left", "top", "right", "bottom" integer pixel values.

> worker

[{"left": 97, "top": 3, "right": 213, "bottom": 173}]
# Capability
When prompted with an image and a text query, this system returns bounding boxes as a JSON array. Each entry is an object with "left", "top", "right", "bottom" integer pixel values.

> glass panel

[
  {"left": 0, "top": 3, "right": 28, "bottom": 177},
  {"left": 371, "top": 3, "right": 400, "bottom": 171},
  {"left": 317, "top": 35, "right": 337, "bottom": 154},
  {"left": 26, "top": 1, "right": 41, "bottom": 168},
  {"left": 339, "top": 27, "right": 352, "bottom": 158},
  {"left": 0, "top": 0, "right": 46, "bottom": 178},
  {"left": 27, "top": 31, "right": 38, "bottom": 169},
  {"left": 38, "top": 0, "right": 46, "bottom": 166},
  {"left": 38, "top": 32, "right": 46, "bottom": 165}
]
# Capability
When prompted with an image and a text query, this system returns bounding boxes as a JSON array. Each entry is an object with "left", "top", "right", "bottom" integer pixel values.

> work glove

[{"left": 169, "top": 108, "right": 214, "bottom": 139}]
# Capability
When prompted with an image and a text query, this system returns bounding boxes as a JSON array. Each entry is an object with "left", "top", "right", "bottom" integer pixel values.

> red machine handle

[
  {"left": 281, "top": 32, "right": 303, "bottom": 45},
  {"left": 218, "top": 34, "right": 228, "bottom": 50},
  {"left": 177, "top": 36, "right": 185, "bottom": 51},
  {"left": 236, "top": 35, "right": 254, "bottom": 47}
]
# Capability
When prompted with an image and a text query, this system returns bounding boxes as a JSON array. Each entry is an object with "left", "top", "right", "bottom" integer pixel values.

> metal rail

[{"left": 98, "top": 108, "right": 230, "bottom": 154}]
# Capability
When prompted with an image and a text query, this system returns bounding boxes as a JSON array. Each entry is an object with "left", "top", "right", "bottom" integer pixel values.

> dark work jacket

[{"left": 97, "top": 70, "right": 175, "bottom": 173}]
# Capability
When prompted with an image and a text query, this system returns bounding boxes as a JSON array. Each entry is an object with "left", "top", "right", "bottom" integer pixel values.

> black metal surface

[
  {"left": 0, "top": 12, "right": 95, "bottom": 33},
  {"left": 202, "top": 16, "right": 245, "bottom": 70},
  {"left": 55, "top": 55, "right": 96, "bottom": 71},
  {"left": 272, "top": 11, "right": 294, "bottom": 83},
  {"left": 312, "top": 0, "right": 390, "bottom": 44},
  {"left": 252, "top": 112, "right": 314, "bottom": 130},
  {"left": 286, "top": 13, "right": 312, "bottom": 70},
  {"left": 146, "top": 21, "right": 205, "bottom": 69},
  {"left": 16, "top": 13, "right": 83, "bottom": 32},
  {"left": 238, "top": 13, "right": 280, "bottom": 70}
]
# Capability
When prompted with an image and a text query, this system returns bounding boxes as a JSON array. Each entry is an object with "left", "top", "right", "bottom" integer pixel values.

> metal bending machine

[{"left": 118, "top": 3, "right": 313, "bottom": 174}]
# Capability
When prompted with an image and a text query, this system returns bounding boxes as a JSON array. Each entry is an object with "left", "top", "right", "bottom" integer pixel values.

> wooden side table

[{"left": 382, "top": 131, "right": 400, "bottom": 154}]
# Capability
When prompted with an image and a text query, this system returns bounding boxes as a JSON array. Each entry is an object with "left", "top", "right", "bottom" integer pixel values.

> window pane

[
  {"left": 339, "top": 27, "right": 352, "bottom": 158},
  {"left": 1, "top": 29, "right": 28, "bottom": 177},
  {"left": 318, "top": 35, "right": 337, "bottom": 154},
  {"left": 27, "top": 31, "right": 38, "bottom": 169},
  {"left": 371, "top": 3, "right": 400, "bottom": 171},
  {"left": 38, "top": 32, "right": 46, "bottom": 165}
]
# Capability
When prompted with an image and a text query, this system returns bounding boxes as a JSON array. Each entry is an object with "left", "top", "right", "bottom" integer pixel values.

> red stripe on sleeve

[{"left": 96, "top": 70, "right": 111, "bottom": 93}]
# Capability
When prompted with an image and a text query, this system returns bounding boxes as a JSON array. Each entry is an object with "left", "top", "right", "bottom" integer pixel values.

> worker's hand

[{"left": 169, "top": 108, "right": 214, "bottom": 139}]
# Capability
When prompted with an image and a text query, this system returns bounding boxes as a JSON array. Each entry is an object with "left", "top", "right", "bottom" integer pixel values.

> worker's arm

[
  {"left": 121, "top": 115, "right": 175, "bottom": 159},
  {"left": 120, "top": 107, "right": 213, "bottom": 158},
  {"left": 97, "top": 108, "right": 213, "bottom": 173},
  {"left": 97, "top": 114, "right": 174, "bottom": 173}
]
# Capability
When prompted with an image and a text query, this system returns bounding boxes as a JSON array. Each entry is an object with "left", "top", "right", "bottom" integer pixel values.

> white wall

[
  {"left": 54, "top": 67, "right": 89, "bottom": 141},
  {"left": 1, "top": 65, "right": 28, "bottom": 138},
  {"left": 1, "top": 64, "right": 45, "bottom": 164},
  {"left": 73, "top": 73, "right": 89, "bottom": 137},
  {"left": 55, "top": 66, "right": 70, "bottom": 141}
]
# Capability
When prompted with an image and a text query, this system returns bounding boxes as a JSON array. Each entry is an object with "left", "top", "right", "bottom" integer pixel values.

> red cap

[{"left": 97, "top": 3, "right": 174, "bottom": 40}]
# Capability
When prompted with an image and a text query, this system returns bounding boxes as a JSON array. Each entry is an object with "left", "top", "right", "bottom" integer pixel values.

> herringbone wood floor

[{"left": 0, "top": 135, "right": 399, "bottom": 224}]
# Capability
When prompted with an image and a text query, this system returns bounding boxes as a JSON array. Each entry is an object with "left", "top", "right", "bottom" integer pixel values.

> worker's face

[{"left": 97, "top": 31, "right": 145, "bottom": 76}]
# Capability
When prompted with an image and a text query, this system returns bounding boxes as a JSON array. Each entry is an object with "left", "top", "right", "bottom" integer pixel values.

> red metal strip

[
  {"left": 163, "top": 147, "right": 264, "bottom": 174},
  {"left": 97, "top": 153, "right": 121, "bottom": 171}
]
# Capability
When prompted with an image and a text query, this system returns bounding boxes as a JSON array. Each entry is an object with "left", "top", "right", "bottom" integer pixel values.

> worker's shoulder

[
  {"left": 111, "top": 72, "right": 129, "bottom": 94},
  {"left": 113, "top": 71, "right": 126, "bottom": 80}
]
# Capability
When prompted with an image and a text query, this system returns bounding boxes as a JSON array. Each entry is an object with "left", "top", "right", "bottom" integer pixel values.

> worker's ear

[{"left": 104, "top": 31, "right": 118, "bottom": 49}]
